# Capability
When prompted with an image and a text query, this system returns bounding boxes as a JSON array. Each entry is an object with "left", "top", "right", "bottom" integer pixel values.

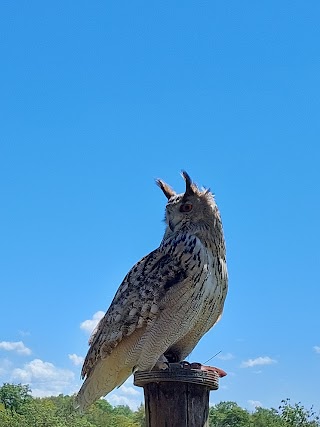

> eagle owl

[{"left": 76, "top": 172, "right": 228, "bottom": 411}]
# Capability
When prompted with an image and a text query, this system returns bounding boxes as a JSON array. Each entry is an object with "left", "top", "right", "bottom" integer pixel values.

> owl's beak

[{"left": 168, "top": 220, "right": 175, "bottom": 231}]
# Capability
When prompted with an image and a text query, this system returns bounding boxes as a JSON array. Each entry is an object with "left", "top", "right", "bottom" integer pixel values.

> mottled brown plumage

[{"left": 76, "top": 171, "right": 228, "bottom": 411}]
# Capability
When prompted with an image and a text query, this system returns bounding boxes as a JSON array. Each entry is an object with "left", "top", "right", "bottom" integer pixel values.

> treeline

[
  {"left": 0, "top": 383, "right": 143, "bottom": 427},
  {"left": 0, "top": 383, "right": 319, "bottom": 427}
]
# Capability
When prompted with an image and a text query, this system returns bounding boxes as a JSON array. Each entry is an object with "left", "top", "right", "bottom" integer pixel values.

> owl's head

[{"left": 156, "top": 171, "right": 220, "bottom": 235}]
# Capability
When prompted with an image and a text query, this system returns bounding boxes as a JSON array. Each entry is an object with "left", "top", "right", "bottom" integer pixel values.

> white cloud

[
  {"left": 216, "top": 352, "right": 235, "bottom": 361},
  {"left": 108, "top": 394, "right": 137, "bottom": 407},
  {"left": 80, "top": 311, "right": 105, "bottom": 334},
  {"left": 107, "top": 393, "right": 143, "bottom": 410},
  {"left": 248, "top": 399, "right": 262, "bottom": 408},
  {"left": 0, "top": 359, "right": 13, "bottom": 376},
  {"left": 107, "top": 377, "right": 143, "bottom": 410},
  {"left": 241, "top": 356, "right": 277, "bottom": 368},
  {"left": 0, "top": 341, "right": 31, "bottom": 355},
  {"left": 11, "top": 359, "right": 75, "bottom": 396},
  {"left": 313, "top": 346, "right": 320, "bottom": 354},
  {"left": 68, "top": 353, "right": 84, "bottom": 366},
  {"left": 119, "top": 384, "right": 141, "bottom": 396}
]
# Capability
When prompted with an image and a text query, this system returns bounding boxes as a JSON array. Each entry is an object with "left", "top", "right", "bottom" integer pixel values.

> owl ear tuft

[
  {"left": 181, "top": 171, "right": 196, "bottom": 197},
  {"left": 156, "top": 179, "right": 176, "bottom": 200}
]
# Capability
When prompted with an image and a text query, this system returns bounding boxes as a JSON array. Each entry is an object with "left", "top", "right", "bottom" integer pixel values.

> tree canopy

[{"left": 0, "top": 382, "right": 319, "bottom": 427}]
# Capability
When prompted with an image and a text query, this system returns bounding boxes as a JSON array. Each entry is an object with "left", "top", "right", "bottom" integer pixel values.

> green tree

[
  {"left": 84, "top": 400, "right": 140, "bottom": 427},
  {"left": 133, "top": 403, "right": 145, "bottom": 427},
  {"left": 209, "top": 401, "right": 251, "bottom": 427},
  {"left": 112, "top": 404, "right": 133, "bottom": 418},
  {"left": 0, "top": 383, "right": 32, "bottom": 416},
  {"left": 278, "top": 399, "right": 320, "bottom": 427},
  {"left": 84, "top": 398, "right": 114, "bottom": 427},
  {"left": 1, "top": 382, "right": 320, "bottom": 427},
  {"left": 108, "top": 414, "right": 139, "bottom": 427},
  {"left": 251, "top": 407, "right": 286, "bottom": 427},
  {"left": 0, "top": 410, "right": 28, "bottom": 427}
]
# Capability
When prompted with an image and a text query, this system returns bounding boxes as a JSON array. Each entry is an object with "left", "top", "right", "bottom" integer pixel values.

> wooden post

[{"left": 134, "top": 363, "right": 224, "bottom": 427}]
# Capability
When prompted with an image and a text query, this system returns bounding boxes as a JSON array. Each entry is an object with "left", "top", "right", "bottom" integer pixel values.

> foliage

[
  {"left": 209, "top": 401, "right": 251, "bottom": 427},
  {"left": 209, "top": 399, "right": 320, "bottom": 427},
  {"left": 0, "top": 383, "right": 32, "bottom": 415},
  {"left": 0, "top": 383, "right": 141, "bottom": 426},
  {"left": 132, "top": 404, "right": 146, "bottom": 427},
  {"left": 278, "top": 398, "right": 320, "bottom": 427},
  {"left": 0, "top": 383, "right": 319, "bottom": 427},
  {"left": 251, "top": 407, "right": 287, "bottom": 427}
]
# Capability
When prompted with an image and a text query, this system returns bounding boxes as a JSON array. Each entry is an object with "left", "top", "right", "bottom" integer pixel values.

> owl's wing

[{"left": 81, "top": 233, "right": 197, "bottom": 380}]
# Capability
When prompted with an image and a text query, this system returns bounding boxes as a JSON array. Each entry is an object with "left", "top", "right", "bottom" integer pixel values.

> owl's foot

[
  {"left": 177, "top": 361, "right": 227, "bottom": 378},
  {"left": 179, "top": 361, "right": 201, "bottom": 370},
  {"left": 153, "top": 354, "right": 169, "bottom": 370},
  {"left": 152, "top": 359, "right": 227, "bottom": 377}
]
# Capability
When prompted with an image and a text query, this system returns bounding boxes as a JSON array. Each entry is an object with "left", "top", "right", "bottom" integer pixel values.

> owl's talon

[
  {"left": 180, "top": 361, "right": 191, "bottom": 369},
  {"left": 190, "top": 362, "right": 202, "bottom": 370},
  {"left": 179, "top": 361, "right": 203, "bottom": 370},
  {"left": 154, "top": 355, "right": 169, "bottom": 370}
]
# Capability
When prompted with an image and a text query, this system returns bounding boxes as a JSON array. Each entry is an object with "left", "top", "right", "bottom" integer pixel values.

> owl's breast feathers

[{"left": 81, "top": 231, "right": 227, "bottom": 380}]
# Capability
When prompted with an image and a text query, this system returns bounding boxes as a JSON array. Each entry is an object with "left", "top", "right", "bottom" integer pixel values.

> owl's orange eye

[{"left": 180, "top": 203, "right": 193, "bottom": 213}]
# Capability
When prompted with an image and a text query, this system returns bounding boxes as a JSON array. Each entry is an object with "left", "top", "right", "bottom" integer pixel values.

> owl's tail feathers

[
  {"left": 75, "top": 328, "right": 146, "bottom": 412},
  {"left": 74, "top": 358, "right": 132, "bottom": 413}
]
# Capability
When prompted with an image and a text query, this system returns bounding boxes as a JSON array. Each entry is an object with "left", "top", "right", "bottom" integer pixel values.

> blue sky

[{"left": 1, "top": 0, "right": 320, "bottom": 412}]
